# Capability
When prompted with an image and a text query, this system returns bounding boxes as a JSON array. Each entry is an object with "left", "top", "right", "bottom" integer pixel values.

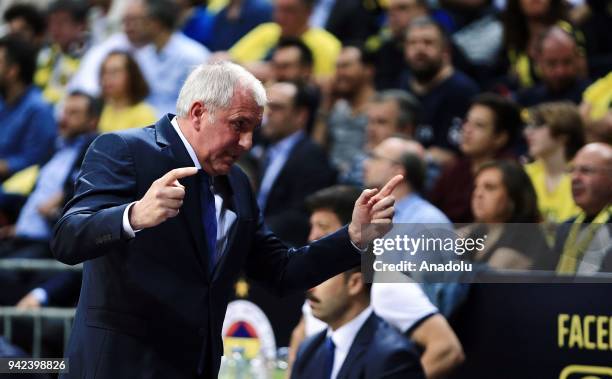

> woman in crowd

[
  {"left": 462, "top": 160, "right": 547, "bottom": 270},
  {"left": 429, "top": 93, "right": 521, "bottom": 223},
  {"left": 524, "top": 101, "right": 585, "bottom": 224},
  {"left": 98, "top": 50, "right": 156, "bottom": 132}
]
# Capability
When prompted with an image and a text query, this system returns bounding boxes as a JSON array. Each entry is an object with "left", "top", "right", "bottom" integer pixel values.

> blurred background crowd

[{"left": 0, "top": 0, "right": 610, "bottom": 377}]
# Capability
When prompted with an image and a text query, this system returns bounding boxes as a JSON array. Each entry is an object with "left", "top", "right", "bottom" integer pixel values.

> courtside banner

[{"left": 450, "top": 281, "right": 612, "bottom": 379}]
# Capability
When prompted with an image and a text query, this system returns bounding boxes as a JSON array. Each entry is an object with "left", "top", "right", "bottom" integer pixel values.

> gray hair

[{"left": 176, "top": 61, "right": 267, "bottom": 118}]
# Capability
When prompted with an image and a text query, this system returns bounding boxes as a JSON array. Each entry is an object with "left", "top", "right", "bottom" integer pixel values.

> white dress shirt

[
  {"left": 122, "top": 117, "right": 237, "bottom": 261},
  {"left": 327, "top": 306, "right": 373, "bottom": 379}
]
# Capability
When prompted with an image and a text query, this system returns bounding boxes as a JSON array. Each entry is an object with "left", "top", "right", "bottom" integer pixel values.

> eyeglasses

[
  {"left": 566, "top": 165, "right": 612, "bottom": 176},
  {"left": 366, "top": 151, "right": 401, "bottom": 165}
]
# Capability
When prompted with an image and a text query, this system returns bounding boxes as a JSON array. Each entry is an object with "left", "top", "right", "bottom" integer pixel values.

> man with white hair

[{"left": 52, "top": 61, "right": 402, "bottom": 378}]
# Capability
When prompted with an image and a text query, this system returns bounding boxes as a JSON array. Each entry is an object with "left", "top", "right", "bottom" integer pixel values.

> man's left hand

[{"left": 348, "top": 175, "right": 403, "bottom": 249}]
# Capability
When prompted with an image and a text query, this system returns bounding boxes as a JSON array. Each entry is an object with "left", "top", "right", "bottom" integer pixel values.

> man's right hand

[{"left": 129, "top": 167, "right": 198, "bottom": 230}]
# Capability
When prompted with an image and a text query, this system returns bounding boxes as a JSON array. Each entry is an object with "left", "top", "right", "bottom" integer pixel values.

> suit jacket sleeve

[{"left": 51, "top": 133, "right": 137, "bottom": 265}]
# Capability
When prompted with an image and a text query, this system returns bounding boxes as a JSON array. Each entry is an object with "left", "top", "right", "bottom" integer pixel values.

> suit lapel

[
  {"left": 155, "top": 116, "right": 211, "bottom": 280},
  {"left": 336, "top": 314, "right": 378, "bottom": 379}
]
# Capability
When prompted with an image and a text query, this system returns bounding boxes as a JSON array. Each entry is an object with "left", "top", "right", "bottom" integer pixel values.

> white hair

[{"left": 176, "top": 61, "right": 267, "bottom": 118}]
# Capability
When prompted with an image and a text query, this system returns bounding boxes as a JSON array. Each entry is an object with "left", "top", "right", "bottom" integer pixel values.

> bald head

[
  {"left": 570, "top": 143, "right": 612, "bottom": 216},
  {"left": 364, "top": 137, "right": 425, "bottom": 194},
  {"left": 537, "top": 27, "right": 581, "bottom": 92}
]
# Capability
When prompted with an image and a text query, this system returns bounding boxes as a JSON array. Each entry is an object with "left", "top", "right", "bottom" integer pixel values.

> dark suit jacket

[
  {"left": 51, "top": 115, "right": 361, "bottom": 379},
  {"left": 259, "top": 134, "right": 336, "bottom": 246},
  {"left": 291, "top": 313, "right": 426, "bottom": 379}
]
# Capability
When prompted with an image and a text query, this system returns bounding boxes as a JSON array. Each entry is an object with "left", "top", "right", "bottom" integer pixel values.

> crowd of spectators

[{"left": 0, "top": 0, "right": 611, "bottom": 376}]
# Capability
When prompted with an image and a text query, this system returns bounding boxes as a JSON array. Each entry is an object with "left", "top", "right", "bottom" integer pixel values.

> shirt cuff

[
  {"left": 350, "top": 240, "right": 368, "bottom": 253},
  {"left": 31, "top": 288, "right": 48, "bottom": 306},
  {"left": 122, "top": 202, "right": 141, "bottom": 239}
]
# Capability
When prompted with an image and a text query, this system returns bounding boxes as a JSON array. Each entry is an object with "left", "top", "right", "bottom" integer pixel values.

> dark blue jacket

[
  {"left": 51, "top": 115, "right": 361, "bottom": 378},
  {"left": 292, "top": 313, "right": 426, "bottom": 379}
]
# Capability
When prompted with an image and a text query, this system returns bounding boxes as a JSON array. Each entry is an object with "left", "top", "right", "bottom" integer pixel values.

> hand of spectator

[
  {"left": 0, "top": 225, "right": 15, "bottom": 239},
  {"left": 37, "top": 192, "right": 64, "bottom": 219},
  {"left": 129, "top": 167, "right": 198, "bottom": 230},
  {"left": 16, "top": 292, "right": 41, "bottom": 310},
  {"left": 348, "top": 175, "right": 403, "bottom": 249}
]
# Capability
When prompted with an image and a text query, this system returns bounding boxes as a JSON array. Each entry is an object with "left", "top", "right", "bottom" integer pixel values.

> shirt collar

[
  {"left": 327, "top": 306, "right": 373, "bottom": 353},
  {"left": 170, "top": 116, "right": 201, "bottom": 169},
  {"left": 395, "top": 193, "right": 419, "bottom": 210},
  {"left": 269, "top": 130, "right": 304, "bottom": 154}
]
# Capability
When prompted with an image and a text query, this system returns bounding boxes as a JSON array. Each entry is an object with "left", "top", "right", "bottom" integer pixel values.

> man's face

[
  {"left": 47, "top": 10, "right": 84, "bottom": 52},
  {"left": 263, "top": 82, "right": 300, "bottom": 141},
  {"left": 388, "top": 0, "right": 427, "bottom": 38},
  {"left": 363, "top": 139, "right": 402, "bottom": 189},
  {"left": 334, "top": 47, "right": 369, "bottom": 97},
  {"left": 7, "top": 17, "right": 36, "bottom": 43},
  {"left": 365, "top": 100, "right": 401, "bottom": 150},
  {"left": 275, "top": 0, "right": 310, "bottom": 37},
  {"left": 405, "top": 25, "right": 446, "bottom": 83},
  {"left": 122, "top": 1, "right": 151, "bottom": 46},
  {"left": 538, "top": 36, "right": 579, "bottom": 92},
  {"left": 59, "top": 95, "right": 94, "bottom": 138},
  {"left": 308, "top": 209, "right": 343, "bottom": 242},
  {"left": 570, "top": 147, "right": 612, "bottom": 215},
  {"left": 194, "top": 89, "right": 263, "bottom": 176},
  {"left": 272, "top": 46, "right": 309, "bottom": 82},
  {"left": 460, "top": 104, "right": 505, "bottom": 158}
]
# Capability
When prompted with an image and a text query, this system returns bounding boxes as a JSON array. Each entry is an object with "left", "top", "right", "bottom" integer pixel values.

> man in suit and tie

[
  {"left": 255, "top": 81, "right": 336, "bottom": 246},
  {"left": 52, "top": 61, "right": 401, "bottom": 378},
  {"left": 291, "top": 199, "right": 426, "bottom": 378}
]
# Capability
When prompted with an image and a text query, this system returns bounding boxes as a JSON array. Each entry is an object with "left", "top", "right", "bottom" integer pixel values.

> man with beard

[
  {"left": 515, "top": 26, "right": 591, "bottom": 108},
  {"left": 314, "top": 45, "right": 376, "bottom": 181},
  {"left": 402, "top": 16, "right": 479, "bottom": 166},
  {"left": 0, "top": 36, "right": 56, "bottom": 181}
]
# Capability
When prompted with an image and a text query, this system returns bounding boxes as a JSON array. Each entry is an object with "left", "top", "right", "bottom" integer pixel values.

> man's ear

[
  {"left": 346, "top": 272, "right": 364, "bottom": 296},
  {"left": 189, "top": 101, "right": 206, "bottom": 130}
]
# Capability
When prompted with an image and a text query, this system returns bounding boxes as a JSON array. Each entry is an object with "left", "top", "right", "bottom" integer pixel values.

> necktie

[
  {"left": 324, "top": 336, "right": 335, "bottom": 379},
  {"left": 200, "top": 171, "right": 217, "bottom": 273}
]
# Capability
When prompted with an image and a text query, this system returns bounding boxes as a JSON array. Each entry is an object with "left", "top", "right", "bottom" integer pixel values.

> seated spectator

[
  {"left": 16, "top": 270, "right": 82, "bottom": 309},
  {"left": 368, "top": 0, "right": 430, "bottom": 90},
  {"left": 429, "top": 93, "right": 521, "bottom": 223},
  {"left": 514, "top": 26, "right": 591, "bottom": 108},
  {"left": 229, "top": 0, "right": 341, "bottom": 78},
  {"left": 289, "top": 185, "right": 463, "bottom": 379},
  {"left": 98, "top": 51, "right": 156, "bottom": 132},
  {"left": 401, "top": 16, "right": 480, "bottom": 165},
  {"left": 313, "top": 46, "right": 376, "bottom": 178},
  {"left": 290, "top": 187, "right": 426, "bottom": 379},
  {"left": 551, "top": 143, "right": 612, "bottom": 274},
  {"left": 524, "top": 102, "right": 584, "bottom": 223},
  {"left": 2, "top": 3, "right": 46, "bottom": 48},
  {"left": 580, "top": 70, "right": 612, "bottom": 144},
  {"left": 252, "top": 81, "right": 336, "bottom": 246},
  {"left": 137, "top": 0, "right": 210, "bottom": 116},
  {"left": 460, "top": 160, "right": 547, "bottom": 270},
  {"left": 67, "top": 0, "right": 152, "bottom": 97},
  {"left": 342, "top": 90, "right": 421, "bottom": 185},
  {"left": 206, "top": 0, "right": 272, "bottom": 52},
  {"left": 34, "top": 0, "right": 90, "bottom": 105},
  {"left": 501, "top": 0, "right": 575, "bottom": 89},
  {"left": 0, "top": 91, "right": 99, "bottom": 305},
  {"left": 0, "top": 36, "right": 57, "bottom": 181},
  {"left": 270, "top": 37, "right": 319, "bottom": 134}
]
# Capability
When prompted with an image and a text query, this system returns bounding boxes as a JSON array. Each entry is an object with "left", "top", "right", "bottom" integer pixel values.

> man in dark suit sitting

[
  {"left": 291, "top": 219, "right": 425, "bottom": 378},
  {"left": 51, "top": 61, "right": 401, "bottom": 378},
  {"left": 254, "top": 81, "right": 336, "bottom": 246}
]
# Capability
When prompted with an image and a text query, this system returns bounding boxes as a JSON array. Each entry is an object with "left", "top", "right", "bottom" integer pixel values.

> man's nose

[{"left": 239, "top": 132, "right": 253, "bottom": 151}]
